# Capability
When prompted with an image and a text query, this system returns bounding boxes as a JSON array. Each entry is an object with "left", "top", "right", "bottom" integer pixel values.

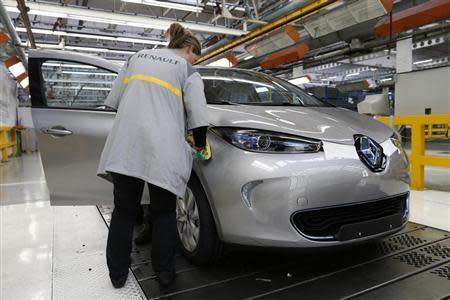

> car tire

[{"left": 176, "top": 175, "right": 223, "bottom": 265}]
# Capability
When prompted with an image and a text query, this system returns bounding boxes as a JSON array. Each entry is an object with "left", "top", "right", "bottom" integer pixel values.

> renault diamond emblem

[{"left": 354, "top": 135, "right": 386, "bottom": 172}]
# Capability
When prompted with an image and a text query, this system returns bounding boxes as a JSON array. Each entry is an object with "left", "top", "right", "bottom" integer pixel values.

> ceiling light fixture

[
  {"left": 15, "top": 27, "right": 167, "bottom": 45},
  {"left": 413, "top": 59, "right": 433, "bottom": 65},
  {"left": 60, "top": 71, "right": 117, "bottom": 76},
  {"left": 121, "top": 0, "right": 203, "bottom": 13},
  {"left": 205, "top": 1, "right": 245, "bottom": 11},
  {"left": 43, "top": 62, "right": 97, "bottom": 69},
  {"left": 23, "top": 42, "right": 136, "bottom": 54},
  {"left": 3, "top": 1, "right": 245, "bottom": 36},
  {"left": 346, "top": 72, "right": 360, "bottom": 77}
]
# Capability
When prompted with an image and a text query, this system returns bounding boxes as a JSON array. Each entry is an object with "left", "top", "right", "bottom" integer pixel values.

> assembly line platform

[{"left": 98, "top": 207, "right": 450, "bottom": 300}]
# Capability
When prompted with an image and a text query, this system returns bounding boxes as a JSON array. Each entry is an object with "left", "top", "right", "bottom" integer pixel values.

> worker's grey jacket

[{"left": 97, "top": 48, "right": 208, "bottom": 197}]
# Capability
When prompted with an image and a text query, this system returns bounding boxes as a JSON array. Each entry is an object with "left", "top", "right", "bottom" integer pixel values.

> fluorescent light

[
  {"left": 413, "top": 59, "right": 433, "bottom": 65},
  {"left": 24, "top": 42, "right": 136, "bottom": 54},
  {"left": 43, "top": 62, "right": 97, "bottom": 69},
  {"left": 379, "top": 77, "right": 392, "bottom": 82},
  {"left": 244, "top": 55, "right": 254, "bottom": 61},
  {"left": 116, "top": 37, "right": 167, "bottom": 45},
  {"left": 85, "top": 86, "right": 111, "bottom": 91},
  {"left": 61, "top": 71, "right": 117, "bottom": 76},
  {"left": 16, "top": 27, "right": 167, "bottom": 45},
  {"left": 4, "top": 0, "right": 246, "bottom": 36},
  {"left": 289, "top": 76, "right": 311, "bottom": 85},
  {"left": 8, "top": 62, "right": 26, "bottom": 77},
  {"left": 51, "top": 86, "right": 111, "bottom": 91},
  {"left": 28, "top": 43, "right": 61, "bottom": 49},
  {"left": 44, "top": 79, "right": 113, "bottom": 84},
  {"left": 346, "top": 72, "right": 360, "bottom": 77},
  {"left": 124, "top": 21, "right": 167, "bottom": 30},
  {"left": 122, "top": 0, "right": 203, "bottom": 12},
  {"left": 19, "top": 77, "right": 29, "bottom": 89},
  {"left": 205, "top": 1, "right": 245, "bottom": 11},
  {"left": 64, "top": 46, "right": 135, "bottom": 54}
]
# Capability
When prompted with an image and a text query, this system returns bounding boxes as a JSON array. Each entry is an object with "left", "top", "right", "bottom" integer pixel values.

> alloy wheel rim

[{"left": 176, "top": 187, "right": 200, "bottom": 252}]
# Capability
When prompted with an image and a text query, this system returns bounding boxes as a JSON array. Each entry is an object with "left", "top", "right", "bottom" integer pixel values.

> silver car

[{"left": 29, "top": 49, "right": 410, "bottom": 265}]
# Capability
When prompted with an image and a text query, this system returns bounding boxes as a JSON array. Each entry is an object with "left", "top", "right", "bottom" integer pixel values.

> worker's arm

[
  {"left": 104, "top": 59, "right": 129, "bottom": 109},
  {"left": 183, "top": 71, "right": 209, "bottom": 134}
]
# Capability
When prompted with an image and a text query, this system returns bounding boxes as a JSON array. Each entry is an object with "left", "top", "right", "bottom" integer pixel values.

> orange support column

[{"left": 410, "top": 123, "right": 425, "bottom": 190}]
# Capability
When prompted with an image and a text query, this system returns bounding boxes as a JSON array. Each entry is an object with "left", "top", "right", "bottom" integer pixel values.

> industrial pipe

[
  {"left": 16, "top": 0, "right": 36, "bottom": 49},
  {"left": 201, "top": 0, "right": 312, "bottom": 56},
  {"left": 197, "top": 0, "right": 339, "bottom": 64},
  {"left": 0, "top": 0, "right": 27, "bottom": 66}
]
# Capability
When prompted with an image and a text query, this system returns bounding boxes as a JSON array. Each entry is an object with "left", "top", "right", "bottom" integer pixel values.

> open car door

[{"left": 29, "top": 49, "right": 121, "bottom": 205}]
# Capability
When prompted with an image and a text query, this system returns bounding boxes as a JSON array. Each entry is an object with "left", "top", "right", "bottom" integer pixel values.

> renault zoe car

[{"left": 29, "top": 49, "right": 410, "bottom": 265}]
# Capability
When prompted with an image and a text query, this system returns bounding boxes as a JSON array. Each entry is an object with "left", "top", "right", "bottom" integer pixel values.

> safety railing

[
  {"left": 424, "top": 123, "right": 450, "bottom": 139},
  {"left": 0, "top": 126, "right": 17, "bottom": 162},
  {"left": 375, "top": 114, "right": 450, "bottom": 190}
]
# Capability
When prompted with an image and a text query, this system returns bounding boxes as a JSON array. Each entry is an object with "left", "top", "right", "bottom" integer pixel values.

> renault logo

[{"left": 354, "top": 135, "right": 386, "bottom": 172}]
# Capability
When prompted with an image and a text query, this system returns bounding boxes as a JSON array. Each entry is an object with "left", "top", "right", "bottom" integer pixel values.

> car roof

[{"left": 28, "top": 49, "right": 259, "bottom": 76}]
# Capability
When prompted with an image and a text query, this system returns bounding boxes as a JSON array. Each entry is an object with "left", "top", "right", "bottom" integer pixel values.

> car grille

[{"left": 292, "top": 193, "right": 409, "bottom": 241}]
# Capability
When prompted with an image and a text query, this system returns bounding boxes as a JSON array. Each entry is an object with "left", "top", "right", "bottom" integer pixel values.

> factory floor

[{"left": 1, "top": 153, "right": 449, "bottom": 300}]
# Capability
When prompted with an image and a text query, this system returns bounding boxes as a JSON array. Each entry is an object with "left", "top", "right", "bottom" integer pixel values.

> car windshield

[{"left": 199, "top": 68, "right": 330, "bottom": 107}]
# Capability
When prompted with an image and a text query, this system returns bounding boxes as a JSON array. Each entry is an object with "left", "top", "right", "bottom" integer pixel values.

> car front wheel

[{"left": 176, "top": 176, "right": 222, "bottom": 265}]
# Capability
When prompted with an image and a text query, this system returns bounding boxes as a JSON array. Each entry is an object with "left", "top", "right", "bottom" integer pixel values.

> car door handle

[{"left": 41, "top": 127, "right": 73, "bottom": 137}]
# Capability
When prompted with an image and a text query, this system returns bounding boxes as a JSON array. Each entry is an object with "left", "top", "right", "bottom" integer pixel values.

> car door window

[{"left": 41, "top": 60, "right": 117, "bottom": 109}]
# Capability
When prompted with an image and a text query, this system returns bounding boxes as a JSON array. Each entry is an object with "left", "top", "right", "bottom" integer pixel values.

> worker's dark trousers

[{"left": 106, "top": 172, "right": 177, "bottom": 280}]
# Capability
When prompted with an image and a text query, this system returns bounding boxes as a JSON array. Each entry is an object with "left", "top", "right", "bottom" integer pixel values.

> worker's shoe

[
  {"left": 134, "top": 223, "right": 152, "bottom": 245},
  {"left": 158, "top": 270, "right": 176, "bottom": 287},
  {"left": 110, "top": 273, "right": 128, "bottom": 288}
]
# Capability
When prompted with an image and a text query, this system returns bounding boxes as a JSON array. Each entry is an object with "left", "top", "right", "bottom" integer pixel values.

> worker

[{"left": 97, "top": 23, "right": 209, "bottom": 288}]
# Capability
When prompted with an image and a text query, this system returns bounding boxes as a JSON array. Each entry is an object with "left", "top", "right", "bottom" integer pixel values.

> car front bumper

[{"left": 195, "top": 132, "right": 410, "bottom": 248}]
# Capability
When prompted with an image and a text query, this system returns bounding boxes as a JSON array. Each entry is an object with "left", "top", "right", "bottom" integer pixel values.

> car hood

[{"left": 207, "top": 105, "right": 393, "bottom": 145}]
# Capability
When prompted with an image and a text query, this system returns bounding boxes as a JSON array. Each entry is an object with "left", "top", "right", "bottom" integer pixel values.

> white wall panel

[{"left": 395, "top": 66, "right": 450, "bottom": 116}]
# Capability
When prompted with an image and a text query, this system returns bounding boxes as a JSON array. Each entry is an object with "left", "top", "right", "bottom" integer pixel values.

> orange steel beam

[
  {"left": 260, "top": 43, "right": 309, "bottom": 70},
  {"left": 374, "top": 0, "right": 450, "bottom": 39},
  {"left": 196, "top": 0, "right": 339, "bottom": 64}
]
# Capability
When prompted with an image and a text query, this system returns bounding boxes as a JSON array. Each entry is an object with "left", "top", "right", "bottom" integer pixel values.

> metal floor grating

[{"left": 97, "top": 207, "right": 450, "bottom": 300}]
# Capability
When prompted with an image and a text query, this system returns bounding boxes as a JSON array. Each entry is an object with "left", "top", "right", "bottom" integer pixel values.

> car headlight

[{"left": 211, "top": 127, "right": 322, "bottom": 153}]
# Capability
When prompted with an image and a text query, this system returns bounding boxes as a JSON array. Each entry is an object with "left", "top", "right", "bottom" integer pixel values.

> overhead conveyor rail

[
  {"left": 196, "top": 0, "right": 341, "bottom": 65},
  {"left": 98, "top": 206, "right": 450, "bottom": 300}
]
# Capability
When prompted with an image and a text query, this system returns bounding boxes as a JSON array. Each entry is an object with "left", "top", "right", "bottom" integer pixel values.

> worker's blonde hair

[{"left": 166, "top": 23, "right": 201, "bottom": 56}]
